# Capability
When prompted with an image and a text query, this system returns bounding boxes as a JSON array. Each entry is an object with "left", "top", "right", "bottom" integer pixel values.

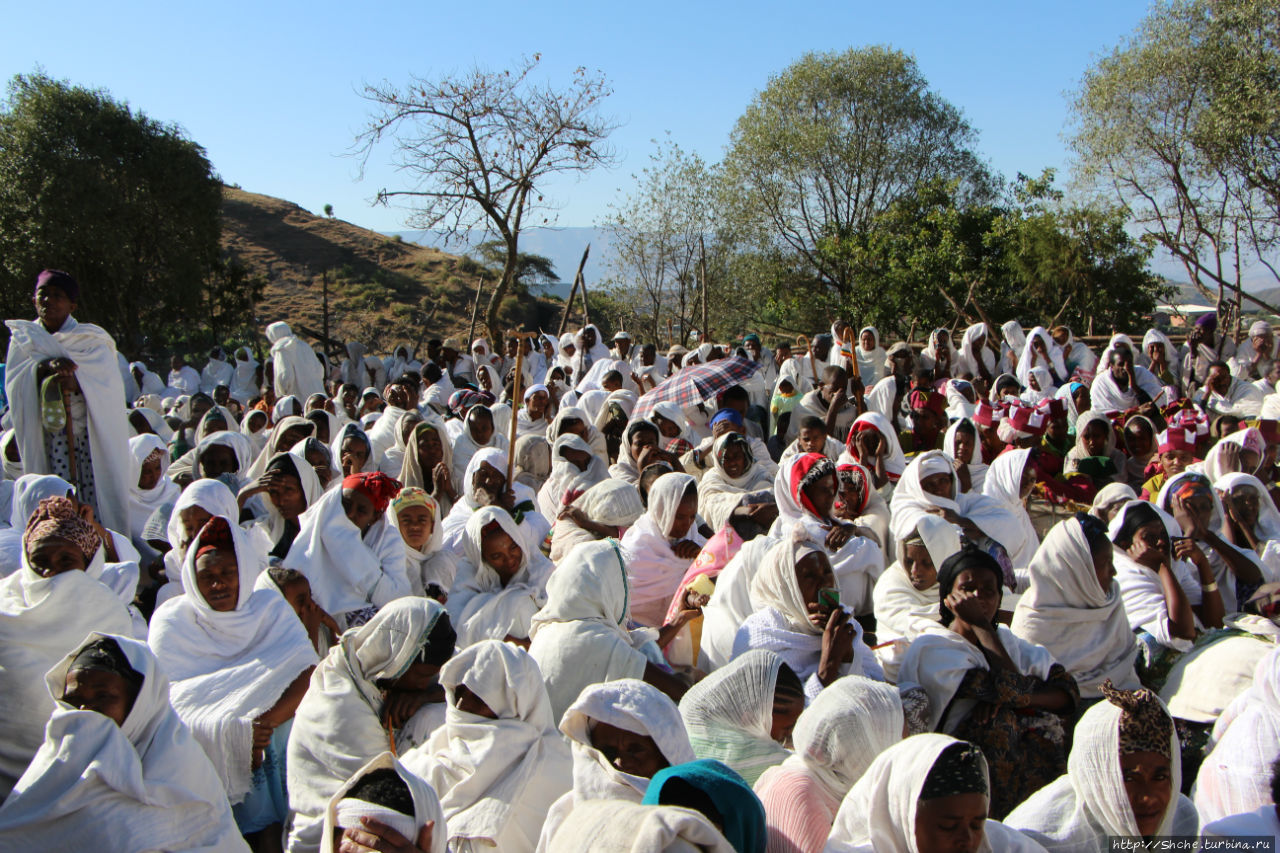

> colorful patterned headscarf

[
  {"left": 23, "top": 496, "right": 99, "bottom": 563},
  {"left": 1100, "top": 680, "right": 1173, "bottom": 760}
]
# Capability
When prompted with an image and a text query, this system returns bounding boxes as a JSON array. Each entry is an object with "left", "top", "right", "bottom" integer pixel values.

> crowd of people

[{"left": 0, "top": 267, "right": 1278, "bottom": 852}]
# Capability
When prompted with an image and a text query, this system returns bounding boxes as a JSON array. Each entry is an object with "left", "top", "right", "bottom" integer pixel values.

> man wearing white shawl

[
  {"left": 871, "top": 515, "right": 961, "bottom": 682},
  {"left": 1090, "top": 345, "right": 1165, "bottom": 414},
  {"left": 1010, "top": 516, "right": 1142, "bottom": 699},
  {"left": 286, "top": 597, "right": 455, "bottom": 853},
  {"left": 755, "top": 676, "right": 902, "bottom": 853},
  {"left": 267, "top": 321, "right": 326, "bottom": 401},
  {"left": 824, "top": 733, "right": 1049, "bottom": 853},
  {"left": 0, "top": 633, "right": 247, "bottom": 851},
  {"left": 321, "top": 751, "right": 447, "bottom": 853},
  {"left": 536, "top": 678, "right": 697, "bottom": 852},
  {"left": 1197, "top": 359, "right": 1265, "bottom": 418},
  {"left": 1006, "top": 682, "right": 1199, "bottom": 851},
  {"left": 200, "top": 347, "right": 236, "bottom": 394},
  {"left": 5, "top": 270, "right": 132, "bottom": 532},
  {"left": 400, "top": 640, "right": 572, "bottom": 853},
  {"left": 149, "top": 516, "right": 318, "bottom": 814},
  {"left": 621, "top": 472, "right": 707, "bottom": 627}
]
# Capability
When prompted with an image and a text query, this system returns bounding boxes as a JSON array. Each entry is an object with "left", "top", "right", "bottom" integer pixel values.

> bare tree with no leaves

[{"left": 354, "top": 55, "right": 617, "bottom": 342}]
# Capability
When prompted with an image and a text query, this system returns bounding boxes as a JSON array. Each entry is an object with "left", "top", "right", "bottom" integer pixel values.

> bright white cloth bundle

[
  {"left": 529, "top": 539, "right": 651, "bottom": 721},
  {"left": 1015, "top": 326, "right": 1068, "bottom": 389},
  {"left": 401, "top": 640, "right": 572, "bottom": 853},
  {"left": 678, "top": 648, "right": 791, "bottom": 787},
  {"left": 1011, "top": 517, "right": 1141, "bottom": 699},
  {"left": 549, "top": 478, "right": 646, "bottom": 563},
  {"left": 546, "top": 800, "right": 733, "bottom": 853},
  {"left": 267, "top": 321, "right": 326, "bottom": 401},
  {"left": 149, "top": 516, "right": 318, "bottom": 802},
  {"left": 0, "top": 633, "right": 246, "bottom": 851},
  {"left": 621, "top": 472, "right": 706, "bottom": 627},
  {"left": 321, "top": 751, "right": 447, "bottom": 853},
  {"left": 4, "top": 315, "right": 132, "bottom": 532},
  {"left": 447, "top": 505, "right": 555, "bottom": 646},
  {"left": 1006, "top": 693, "right": 1198, "bottom": 852},
  {"left": 286, "top": 598, "right": 448, "bottom": 853}
]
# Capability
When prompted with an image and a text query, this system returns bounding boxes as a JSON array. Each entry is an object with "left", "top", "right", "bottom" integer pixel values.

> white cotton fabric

[
  {"left": 157, "top": 478, "right": 241, "bottom": 601},
  {"left": 267, "top": 321, "right": 326, "bottom": 400},
  {"left": 447, "top": 505, "right": 555, "bottom": 646},
  {"left": 149, "top": 516, "right": 318, "bottom": 802},
  {"left": 0, "top": 633, "right": 246, "bottom": 852},
  {"left": 824, "top": 733, "right": 1048, "bottom": 853},
  {"left": 889, "top": 450, "right": 1022, "bottom": 560},
  {"left": 439, "top": 445, "right": 549, "bottom": 552},
  {"left": 283, "top": 484, "right": 409, "bottom": 617},
  {"left": 1214, "top": 472, "right": 1280, "bottom": 582},
  {"left": 286, "top": 598, "right": 448, "bottom": 853},
  {"left": 4, "top": 316, "right": 133, "bottom": 532},
  {"left": 451, "top": 406, "right": 509, "bottom": 486},
  {"left": 401, "top": 640, "right": 572, "bottom": 853},
  {"left": 1006, "top": 694, "right": 1198, "bottom": 852},
  {"left": 1089, "top": 363, "right": 1164, "bottom": 413},
  {"left": 1108, "top": 500, "right": 1203, "bottom": 652},
  {"left": 387, "top": 492, "right": 457, "bottom": 596},
  {"left": 679, "top": 648, "right": 791, "bottom": 786},
  {"left": 537, "top": 433, "right": 609, "bottom": 520},
  {"left": 528, "top": 538, "right": 650, "bottom": 721},
  {"left": 321, "top": 751, "right": 447, "bottom": 853},
  {"left": 243, "top": 415, "right": 314, "bottom": 482},
  {"left": 549, "top": 478, "right": 646, "bottom": 563},
  {"left": 897, "top": 626, "right": 1058, "bottom": 734},
  {"left": 1157, "top": 470, "right": 1258, "bottom": 612},
  {"left": 1011, "top": 518, "right": 1141, "bottom": 699},
  {"left": 698, "top": 433, "right": 775, "bottom": 532},
  {"left": 127, "top": 433, "right": 179, "bottom": 539},
  {"left": 871, "top": 514, "right": 961, "bottom": 681},
  {"left": 230, "top": 347, "right": 259, "bottom": 403},
  {"left": 980, "top": 448, "right": 1040, "bottom": 569},
  {"left": 699, "top": 535, "right": 776, "bottom": 670},
  {"left": 1016, "top": 326, "right": 1067, "bottom": 388},
  {"left": 943, "top": 418, "right": 987, "bottom": 493},
  {"left": 547, "top": 800, "right": 734, "bottom": 853},
  {"left": 329, "top": 421, "right": 380, "bottom": 476},
  {"left": 0, "top": 473, "right": 76, "bottom": 578},
  {"left": 953, "top": 323, "right": 999, "bottom": 381},
  {"left": 550, "top": 405, "right": 610, "bottom": 461},
  {"left": 621, "top": 472, "right": 706, "bottom": 627}
]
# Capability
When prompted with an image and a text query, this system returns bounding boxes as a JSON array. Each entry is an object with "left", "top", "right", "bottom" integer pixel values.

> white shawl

[
  {"left": 1089, "top": 363, "right": 1164, "bottom": 413},
  {"left": 943, "top": 418, "right": 987, "bottom": 493},
  {"left": 0, "top": 633, "right": 246, "bottom": 852},
  {"left": 267, "top": 321, "right": 325, "bottom": 400},
  {"left": 549, "top": 478, "right": 646, "bottom": 563},
  {"left": 547, "top": 800, "right": 733, "bottom": 853},
  {"left": 953, "top": 323, "right": 999, "bottom": 381},
  {"left": 888, "top": 451, "right": 1021, "bottom": 560},
  {"left": 4, "top": 316, "right": 132, "bottom": 532},
  {"left": 1016, "top": 326, "right": 1067, "bottom": 388},
  {"left": 697, "top": 433, "right": 775, "bottom": 532},
  {"left": 321, "top": 751, "right": 447, "bottom": 853},
  {"left": 981, "top": 449, "right": 1041, "bottom": 569},
  {"left": 439, "top": 446, "right": 549, "bottom": 552},
  {"left": 450, "top": 405, "right": 510, "bottom": 485},
  {"left": 1108, "top": 500, "right": 1202, "bottom": 652},
  {"left": 230, "top": 347, "right": 259, "bottom": 403},
  {"left": 127, "top": 433, "right": 179, "bottom": 539},
  {"left": 871, "top": 514, "right": 961, "bottom": 681},
  {"left": 400, "top": 640, "right": 573, "bottom": 853},
  {"left": 387, "top": 492, "right": 457, "bottom": 596},
  {"left": 537, "top": 433, "right": 609, "bottom": 520},
  {"left": 621, "top": 471, "right": 706, "bottom": 627},
  {"left": 149, "top": 517, "right": 317, "bottom": 802}
]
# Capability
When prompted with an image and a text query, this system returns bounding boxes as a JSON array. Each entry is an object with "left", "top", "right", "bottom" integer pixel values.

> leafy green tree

[
  {"left": 0, "top": 72, "right": 224, "bottom": 352},
  {"left": 323, "top": 203, "right": 334, "bottom": 218},
  {"left": 470, "top": 239, "right": 557, "bottom": 296}
]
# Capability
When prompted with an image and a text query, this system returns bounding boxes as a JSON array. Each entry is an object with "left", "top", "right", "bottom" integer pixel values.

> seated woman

[
  {"left": 1090, "top": 482, "right": 1137, "bottom": 524},
  {"left": 754, "top": 676, "right": 902, "bottom": 853},
  {"left": 155, "top": 478, "right": 241, "bottom": 606},
  {"left": 376, "top": 409, "right": 420, "bottom": 478},
  {"left": 194, "top": 430, "right": 254, "bottom": 494},
  {"left": 770, "top": 454, "right": 885, "bottom": 617},
  {"left": 0, "top": 497, "right": 135, "bottom": 798},
  {"left": 622, "top": 472, "right": 707, "bottom": 627},
  {"left": 1063, "top": 411, "right": 1127, "bottom": 492},
  {"left": 242, "top": 415, "right": 314, "bottom": 484},
  {"left": 678, "top": 649, "right": 802, "bottom": 787},
  {"left": 871, "top": 514, "right": 962, "bottom": 682},
  {"left": 447, "top": 505, "right": 555, "bottom": 647},
  {"left": 238, "top": 451, "right": 323, "bottom": 560},
  {"left": 897, "top": 546, "right": 1079, "bottom": 819},
  {"left": 149, "top": 516, "right": 318, "bottom": 840},
  {"left": 980, "top": 448, "right": 1042, "bottom": 573},
  {"left": 284, "top": 471, "right": 411, "bottom": 629},
  {"left": 825, "top": 734, "right": 1046, "bottom": 853},
  {"left": 832, "top": 462, "right": 890, "bottom": 551},
  {"left": 549, "top": 478, "right": 646, "bottom": 563},
  {"left": 291, "top": 436, "right": 336, "bottom": 490},
  {"left": 450, "top": 405, "right": 507, "bottom": 486},
  {"left": 839, "top": 413, "right": 906, "bottom": 497},
  {"left": 0, "top": 634, "right": 244, "bottom": 850},
  {"left": 944, "top": 417, "right": 988, "bottom": 494},
  {"left": 537, "top": 433, "right": 609, "bottom": 521},
  {"left": 551, "top": 404, "right": 610, "bottom": 461},
  {"left": 259, "top": 566, "right": 340, "bottom": 655},
  {"left": 513, "top": 434, "right": 551, "bottom": 493},
  {"left": 697, "top": 432, "right": 777, "bottom": 533},
  {"left": 126, "top": 433, "right": 179, "bottom": 540},
  {"left": 1214, "top": 472, "right": 1280, "bottom": 588},
  {"left": 1011, "top": 515, "right": 1142, "bottom": 702},
  {"left": 1123, "top": 415, "right": 1158, "bottom": 490},
  {"left": 537, "top": 678, "right": 697, "bottom": 850},
  {"left": 398, "top": 422, "right": 457, "bottom": 514},
  {"left": 388, "top": 487, "right": 456, "bottom": 599},
  {"left": 640, "top": 759, "right": 768, "bottom": 853},
  {"left": 731, "top": 533, "right": 882, "bottom": 699},
  {"left": 330, "top": 422, "right": 381, "bottom": 477},
  {"left": 286, "top": 598, "right": 456, "bottom": 853},
  {"left": 321, "top": 752, "right": 446, "bottom": 853},
  {"left": 240, "top": 408, "right": 270, "bottom": 455},
  {"left": 1007, "top": 682, "right": 1198, "bottom": 850},
  {"left": 609, "top": 420, "right": 675, "bottom": 485},
  {"left": 401, "top": 640, "right": 572, "bottom": 853},
  {"left": 439, "top": 446, "right": 550, "bottom": 553}
]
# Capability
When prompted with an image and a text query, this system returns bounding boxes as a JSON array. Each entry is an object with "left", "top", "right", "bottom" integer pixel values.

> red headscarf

[
  {"left": 193, "top": 516, "right": 235, "bottom": 561},
  {"left": 835, "top": 462, "right": 872, "bottom": 516},
  {"left": 790, "top": 452, "right": 835, "bottom": 518},
  {"left": 342, "top": 472, "right": 402, "bottom": 514}
]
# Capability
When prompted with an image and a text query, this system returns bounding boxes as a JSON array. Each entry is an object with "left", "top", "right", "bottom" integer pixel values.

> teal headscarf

[{"left": 642, "top": 759, "right": 766, "bottom": 853}]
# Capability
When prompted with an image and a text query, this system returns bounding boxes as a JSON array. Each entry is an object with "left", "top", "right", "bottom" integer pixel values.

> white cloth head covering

[
  {"left": 620, "top": 471, "right": 704, "bottom": 627},
  {"left": 943, "top": 418, "right": 987, "bottom": 493},
  {"left": 545, "top": 798, "right": 733, "bottom": 853},
  {"left": 537, "top": 433, "right": 609, "bottom": 519},
  {"left": 1016, "top": 325, "right": 1067, "bottom": 388},
  {"left": 889, "top": 450, "right": 1021, "bottom": 553},
  {"left": 549, "top": 479, "right": 646, "bottom": 562},
  {"left": 321, "top": 751, "right": 447, "bottom": 853},
  {"left": 126, "top": 434, "right": 179, "bottom": 540},
  {"left": 981, "top": 448, "right": 1040, "bottom": 568},
  {"left": 697, "top": 432, "right": 774, "bottom": 532}
]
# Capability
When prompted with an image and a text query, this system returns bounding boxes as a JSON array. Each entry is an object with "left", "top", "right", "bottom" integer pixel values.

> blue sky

[{"left": 3, "top": 1, "right": 1151, "bottom": 234}]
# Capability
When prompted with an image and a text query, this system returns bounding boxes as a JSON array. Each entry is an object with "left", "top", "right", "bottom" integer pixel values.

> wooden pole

[
  {"left": 466, "top": 275, "right": 485, "bottom": 349},
  {"left": 61, "top": 385, "right": 77, "bottom": 483},
  {"left": 699, "top": 235, "right": 709, "bottom": 342},
  {"left": 557, "top": 245, "right": 591, "bottom": 337}
]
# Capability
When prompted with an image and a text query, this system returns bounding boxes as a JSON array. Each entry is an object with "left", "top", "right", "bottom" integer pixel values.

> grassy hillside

[{"left": 220, "top": 186, "right": 564, "bottom": 356}]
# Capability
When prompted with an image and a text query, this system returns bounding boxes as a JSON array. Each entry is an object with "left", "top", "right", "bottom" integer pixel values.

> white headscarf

[
  {"left": 871, "top": 513, "right": 961, "bottom": 667},
  {"left": 943, "top": 418, "right": 987, "bottom": 493},
  {"left": 321, "top": 751, "right": 447, "bottom": 853},
  {"left": 888, "top": 450, "right": 1021, "bottom": 555},
  {"left": 537, "top": 433, "right": 609, "bottom": 520},
  {"left": 149, "top": 516, "right": 318, "bottom": 802},
  {"left": 981, "top": 448, "right": 1040, "bottom": 568},
  {"left": 854, "top": 327, "right": 887, "bottom": 387},
  {"left": 549, "top": 479, "right": 646, "bottom": 563},
  {"left": 124, "top": 434, "right": 178, "bottom": 538},
  {"left": 330, "top": 421, "right": 380, "bottom": 476},
  {"left": 1016, "top": 325, "right": 1067, "bottom": 388},
  {"left": 697, "top": 432, "right": 773, "bottom": 532},
  {"left": 230, "top": 346, "right": 259, "bottom": 403},
  {"left": 620, "top": 471, "right": 705, "bottom": 627},
  {"left": 954, "top": 323, "right": 998, "bottom": 381},
  {"left": 450, "top": 406, "right": 509, "bottom": 486}
]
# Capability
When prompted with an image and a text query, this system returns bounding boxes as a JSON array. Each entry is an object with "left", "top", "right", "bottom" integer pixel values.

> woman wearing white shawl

[
  {"left": 286, "top": 598, "right": 455, "bottom": 853},
  {"left": 126, "top": 433, "right": 179, "bottom": 539},
  {"left": 1021, "top": 366, "right": 1056, "bottom": 405},
  {"left": 5, "top": 286, "right": 132, "bottom": 533},
  {"left": 239, "top": 408, "right": 270, "bottom": 455},
  {"left": 388, "top": 487, "right": 457, "bottom": 596},
  {"left": 1141, "top": 328, "right": 1181, "bottom": 386},
  {"left": 131, "top": 360, "right": 168, "bottom": 398},
  {"left": 537, "top": 433, "right": 609, "bottom": 520},
  {"left": 871, "top": 515, "right": 962, "bottom": 682},
  {"left": 609, "top": 418, "right": 661, "bottom": 485},
  {"left": 678, "top": 648, "right": 793, "bottom": 787},
  {"left": 1010, "top": 516, "right": 1142, "bottom": 699},
  {"left": 128, "top": 404, "right": 176, "bottom": 443},
  {"left": 0, "top": 633, "right": 246, "bottom": 852},
  {"left": 242, "top": 414, "right": 315, "bottom": 484},
  {"left": 439, "top": 446, "right": 550, "bottom": 553},
  {"left": 399, "top": 420, "right": 456, "bottom": 515},
  {"left": 400, "top": 640, "right": 572, "bottom": 853},
  {"left": 836, "top": 411, "right": 906, "bottom": 494},
  {"left": 981, "top": 448, "right": 1042, "bottom": 571},
  {"left": 514, "top": 382, "right": 554, "bottom": 439},
  {"left": 267, "top": 321, "right": 326, "bottom": 401},
  {"left": 1006, "top": 683, "right": 1198, "bottom": 852},
  {"left": 621, "top": 471, "right": 707, "bottom": 627},
  {"left": 153, "top": 478, "right": 242, "bottom": 607},
  {"left": 1016, "top": 326, "right": 1068, "bottom": 390},
  {"left": 450, "top": 405, "right": 508, "bottom": 486},
  {"left": 698, "top": 432, "right": 775, "bottom": 532},
  {"left": 824, "top": 733, "right": 1048, "bottom": 853},
  {"left": 321, "top": 751, "right": 446, "bottom": 853},
  {"left": 0, "top": 497, "right": 135, "bottom": 798},
  {"left": 200, "top": 348, "right": 235, "bottom": 394},
  {"left": 282, "top": 479, "right": 410, "bottom": 625},
  {"left": 944, "top": 417, "right": 988, "bottom": 494},
  {"left": 329, "top": 420, "right": 381, "bottom": 477},
  {"left": 1215, "top": 471, "right": 1280, "bottom": 583},
  {"left": 755, "top": 676, "right": 902, "bottom": 853},
  {"left": 732, "top": 531, "right": 883, "bottom": 699},
  {"left": 953, "top": 323, "right": 999, "bottom": 385},
  {"left": 536, "top": 678, "right": 697, "bottom": 853},
  {"left": 149, "top": 516, "right": 317, "bottom": 821},
  {"left": 1001, "top": 320, "right": 1028, "bottom": 372},
  {"left": 549, "top": 478, "right": 647, "bottom": 562},
  {"left": 919, "top": 328, "right": 955, "bottom": 378},
  {"left": 446, "top": 504, "right": 555, "bottom": 647},
  {"left": 230, "top": 346, "right": 259, "bottom": 404},
  {"left": 550, "top": 404, "right": 610, "bottom": 461}
]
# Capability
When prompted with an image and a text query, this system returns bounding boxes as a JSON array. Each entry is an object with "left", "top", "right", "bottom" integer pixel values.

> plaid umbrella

[{"left": 634, "top": 356, "right": 759, "bottom": 419}]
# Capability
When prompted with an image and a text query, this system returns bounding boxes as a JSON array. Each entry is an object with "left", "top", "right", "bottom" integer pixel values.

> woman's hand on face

[
  {"left": 339, "top": 818, "right": 434, "bottom": 853},
  {"left": 1172, "top": 536, "right": 1208, "bottom": 568},
  {"left": 945, "top": 589, "right": 989, "bottom": 627},
  {"left": 1172, "top": 496, "right": 1206, "bottom": 539},
  {"left": 817, "top": 608, "right": 855, "bottom": 684},
  {"left": 673, "top": 540, "right": 702, "bottom": 560}
]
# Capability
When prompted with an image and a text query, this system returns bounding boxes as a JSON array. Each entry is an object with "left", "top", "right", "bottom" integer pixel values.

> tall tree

[
  {"left": 470, "top": 239, "right": 557, "bottom": 296},
  {"left": 0, "top": 72, "right": 223, "bottom": 352},
  {"left": 355, "top": 55, "right": 617, "bottom": 342}
]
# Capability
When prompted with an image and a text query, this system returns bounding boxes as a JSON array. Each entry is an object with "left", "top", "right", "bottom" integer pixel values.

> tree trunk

[{"left": 485, "top": 235, "right": 520, "bottom": 343}]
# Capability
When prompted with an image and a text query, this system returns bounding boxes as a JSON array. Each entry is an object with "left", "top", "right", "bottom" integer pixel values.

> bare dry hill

[{"left": 220, "top": 186, "right": 562, "bottom": 356}]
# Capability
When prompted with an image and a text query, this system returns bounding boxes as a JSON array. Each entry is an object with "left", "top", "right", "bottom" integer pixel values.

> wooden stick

[
  {"left": 557, "top": 245, "right": 591, "bottom": 337},
  {"left": 466, "top": 275, "right": 484, "bottom": 349},
  {"left": 794, "top": 334, "right": 814, "bottom": 384},
  {"left": 61, "top": 384, "right": 77, "bottom": 484},
  {"left": 504, "top": 331, "right": 539, "bottom": 486}
]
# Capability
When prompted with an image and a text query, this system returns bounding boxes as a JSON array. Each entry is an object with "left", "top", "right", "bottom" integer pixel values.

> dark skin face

[
  {"left": 562, "top": 447, "right": 593, "bottom": 472},
  {"left": 480, "top": 523, "right": 524, "bottom": 584},
  {"left": 137, "top": 454, "right": 163, "bottom": 490},
  {"left": 195, "top": 549, "right": 239, "bottom": 612},
  {"left": 35, "top": 284, "right": 74, "bottom": 333},
  {"left": 397, "top": 504, "right": 434, "bottom": 550},
  {"left": 860, "top": 331, "right": 876, "bottom": 350},
  {"left": 1160, "top": 449, "right": 1195, "bottom": 477},
  {"left": 1228, "top": 485, "right": 1261, "bottom": 532},
  {"left": 454, "top": 684, "right": 498, "bottom": 718},
  {"left": 720, "top": 443, "right": 749, "bottom": 479},
  {"left": 416, "top": 426, "right": 444, "bottom": 468},
  {"left": 129, "top": 410, "right": 154, "bottom": 436},
  {"left": 1126, "top": 421, "right": 1154, "bottom": 457},
  {"left": 904, "top": 542, "right": 938, "bottom": 591},
  {"left": 526, "top": 390, "right": 549, "bottom": 419},
  {"left": 278, "top": 425, "right": 312, "bottom": 451},
  {"left": 668, "top": 492, "right": 699, "bottom": 540},
  {"left": 472, "top": 462, "right": 507, "bottom": 503},
  {"left": 771, "top": 689, "right": 806, "bottom": 745},
  {"left": 914, "top": 792, "right": 990, "bottom": 853},
  {"left": 390, "top": 660, "right": 441, "bottom": 692},
  {"left": 28, "top": 537, "right": 88, "bottom": 577},
  {"left": 796, "top": 551, "right": 837, "bottom": 628},
  {"left": 1208, "top": 365, "right": 1232, "bottom": 395},
  {"left": 341, "top": 435, "right": 370, "bottom": 471},
  {"left": 1082, "top": 421, "right": 1111, "bottom": 457},
  {"left": 245, "top": 411, "right": 268, "bottom": 434},
  {"left": 178, "top": 506, "right": 213, "bottom": 546},
  {"left": 948, "top": 568, "right": 1001, "bottom": 628},
  {"left": 591, "top": 722, "right": 669, "bottom": 778},
  {"left": 341, "top": 488, "right": 378, "bottom": 534},
  {"left": 802, "top": 472, "right": 838, "bottom": 519},
  {"left": 1121, "top": 750, "right": 1173, "bottom": 837},
  {"left": 468, "top": 413, "right": 495, "bottom": 445},
  {"left": 268, "top": 471, "right": 308, "bottom": 519},
  {"left": 63, "top": 668, "right": 133, "bottom": 728},
  {"left": 1125, "top": 519, "right": 1171, "bottom": 571},
  {"left": 1091, "top": 538, "right": 1116, "bottom": 592},
  {"left": 199, "top": 444, "right": 239, "bottom": 479},
  {"left": 920, "top": 472, "right": 954, "bottom": 500},
  {"left": 305, "top": 447, "right": 334, "bottom": 487},
  {"left": 629, "top": 427, "right": 659, "bottom": 461},
  {"left": 306, "top": 414, "right": 331, "bottom": 444},
  {"left": 654, "top": 415, "right": 682, "bottom": 439},
  {"left": 952, "top": 428, "right": 976, "bottom": 465},
  {"left": 798, "top": 427, "right": 827, "bottom": 454},
  {"left": 1046, "top": 416, "right": 1069, "bottom": 446}
]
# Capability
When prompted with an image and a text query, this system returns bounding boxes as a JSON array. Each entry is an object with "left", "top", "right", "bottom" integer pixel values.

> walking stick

[
  {"left": 795, "top": 334, "right": 818, "bottom": 384},
  {"left": 504, "top": 331, "right": 539, "bottom": 486},
  {"left": 61, "top": 383, "right": 77, "bottom": 484}
]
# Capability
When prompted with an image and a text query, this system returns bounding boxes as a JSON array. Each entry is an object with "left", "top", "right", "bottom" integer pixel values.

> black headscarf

[
  {"left": 1109, "top": 500, "right": 1162, "bottom": 548},
  {"left": 937, "top": 545, "right": 1004, "bottom": 628},
  {"left": 920, "top": 741, "right": 989, "bottom": 801},
  {"left": 68, "top": 637, "right": 144, "bottom": 715}
]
